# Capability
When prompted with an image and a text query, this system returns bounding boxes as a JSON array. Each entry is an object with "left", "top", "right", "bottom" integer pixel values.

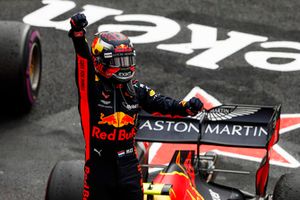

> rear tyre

[
  {"left": 273, "top": 171, "right": 300, "bottom": 200},
  {"left": 0, "top": 21, "right": 42, "bottom": 114},
  {"left": 45, "top": 160, "right": 84, "bottom": 200}
]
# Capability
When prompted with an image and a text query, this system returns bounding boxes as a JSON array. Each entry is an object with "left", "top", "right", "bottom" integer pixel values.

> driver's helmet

[{"left": 91, "top": 31, "right": 136, "bottom": 82}]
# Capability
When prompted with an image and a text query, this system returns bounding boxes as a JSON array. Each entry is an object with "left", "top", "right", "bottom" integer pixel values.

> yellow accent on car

[
  {"left": 157, "top": 171, "right": 205, "bottom": 200},
  {"left": 143, "top": 183, "right": 172, "bottom": 200},
  {"left": 159, "top": 170, "right": 190, "bottom": 180}
]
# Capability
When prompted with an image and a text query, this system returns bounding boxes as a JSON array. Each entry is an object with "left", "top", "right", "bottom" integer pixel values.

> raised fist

[{"left": 70, "top": 13, "right": 88, "bottom": 31}]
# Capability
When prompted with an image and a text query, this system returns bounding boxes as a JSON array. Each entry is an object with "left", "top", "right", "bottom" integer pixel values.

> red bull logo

[
  {"left": 92, "top": 126, "right": 136, "bottom": 141},
  {"left": 98, "top": 112, "right": 136, "bottom": 128},
  {"left": 115, "top": 44, "right": 133, "bottom": 53}
]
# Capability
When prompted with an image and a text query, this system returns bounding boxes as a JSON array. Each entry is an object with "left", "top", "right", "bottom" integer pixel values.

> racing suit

[{"left": 70, "top": 29, "right": 196, "bottom": 200}]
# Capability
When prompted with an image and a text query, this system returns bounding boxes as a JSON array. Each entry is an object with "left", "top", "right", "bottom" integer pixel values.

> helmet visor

[{"left": 110, "top": 55, "right": 136, "bottom": 68}]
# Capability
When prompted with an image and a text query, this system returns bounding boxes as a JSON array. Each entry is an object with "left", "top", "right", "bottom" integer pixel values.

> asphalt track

[{"left": 1, "top": 0, "right": 300, "bottom": 199}]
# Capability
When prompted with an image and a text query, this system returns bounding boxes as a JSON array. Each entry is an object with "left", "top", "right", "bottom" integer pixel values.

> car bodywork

[{"left": 136, "top": 104, "right": 281, "bottom": 200}]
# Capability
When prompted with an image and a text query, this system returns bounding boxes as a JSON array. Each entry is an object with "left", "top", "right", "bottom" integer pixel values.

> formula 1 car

[
  {"left": 0, "top": 21, "right": 42, "bottom": 114},
  {"left": 45, "top": 104, "right": 300, "bottom": 200}
]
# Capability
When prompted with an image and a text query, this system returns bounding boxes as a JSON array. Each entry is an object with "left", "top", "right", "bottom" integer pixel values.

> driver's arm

[
  {"left": 135, "top": 81, "right": 203, "bottom": 117},
  {"left": 68, "top": 13, "right": 95, "bottom": 87},
  {"left": 69, "top": 13, "right": 96, "bottom": 130}
]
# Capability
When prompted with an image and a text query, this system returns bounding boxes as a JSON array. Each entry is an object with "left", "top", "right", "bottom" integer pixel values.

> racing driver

[{"left": 68, "top": 13, "right": 203, "bottom": 200}]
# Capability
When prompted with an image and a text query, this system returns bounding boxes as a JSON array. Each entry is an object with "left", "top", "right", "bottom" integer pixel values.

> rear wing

[
  {"left": 136, "top": 104, "right": 281, "bottom": 198},
  {"left": 136, "top": 104, "right": 281, "bottom": 148}
]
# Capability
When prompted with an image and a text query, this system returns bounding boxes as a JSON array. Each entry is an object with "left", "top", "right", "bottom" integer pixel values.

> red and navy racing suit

[{"left": 70, "top": 31, "right": 190, "bottom": 200}]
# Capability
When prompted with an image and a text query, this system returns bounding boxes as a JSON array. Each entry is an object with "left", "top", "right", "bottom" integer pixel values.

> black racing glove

[
  {"left": 185, "top": 97, "right": 203, "bottom": 116},
  {"left": 70, "top": 13, "right": 88, "bottom": 30},
  {"left": 69, "top": 13, "right": 88, "bottom": 37}
]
